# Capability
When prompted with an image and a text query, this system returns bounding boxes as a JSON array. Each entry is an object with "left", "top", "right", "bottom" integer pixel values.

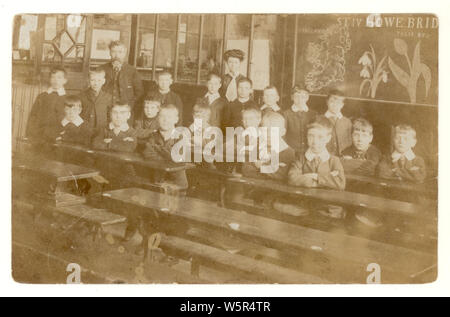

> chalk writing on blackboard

[{"left": 304, "top": 23, "right": 351, "bottom": 92}]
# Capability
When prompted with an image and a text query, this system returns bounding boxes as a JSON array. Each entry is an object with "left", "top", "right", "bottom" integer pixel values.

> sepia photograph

[{"left": 10, "top": 12, "right": 439, "bottom": 286}]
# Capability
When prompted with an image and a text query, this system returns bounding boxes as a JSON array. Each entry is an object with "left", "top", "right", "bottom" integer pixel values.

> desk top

[
  {"left": 227, "top": 176, "right": 436, "bottom": 219},
  {"left": 102, "top": 187, "right": 436, "bottom": 275},
  {"left": 53, "top": 143, "right": 196, "bottom": 173},
  {"left": 13, "top": 155, "right": 99, "bottom": 182}
]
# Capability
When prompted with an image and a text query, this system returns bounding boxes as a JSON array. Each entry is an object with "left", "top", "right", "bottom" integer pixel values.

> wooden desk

[
  {"left": 227, "top": 176, "right": 436, "bottom": 221},
  {"left": 99, "top": 187, "right": 436, "bottom": 283}
]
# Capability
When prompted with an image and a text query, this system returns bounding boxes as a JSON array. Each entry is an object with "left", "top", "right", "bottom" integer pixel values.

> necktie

[
  {"left": 225, "top": 76, "right": 237, "bottom": 102},
  {"left": 399, "top": 156, "right": 406, "bottom": 169},
  {"left": 313, "top": 157, "right": 321, "bottom": 172}
]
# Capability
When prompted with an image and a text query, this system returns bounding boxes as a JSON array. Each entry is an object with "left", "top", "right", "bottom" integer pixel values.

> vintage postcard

[{"left": 11, "top": 12, "right": 438, "bottom": 285}]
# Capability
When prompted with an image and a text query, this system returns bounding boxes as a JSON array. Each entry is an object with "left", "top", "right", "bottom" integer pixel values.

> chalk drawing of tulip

[
  {"left": 388, "top": 39, "right": 431, "bottom": 104},
  {"left": 359, "top": 45, "right": 388, "bottom": 98}
]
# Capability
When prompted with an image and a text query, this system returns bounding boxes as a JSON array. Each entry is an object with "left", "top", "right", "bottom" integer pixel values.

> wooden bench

[
  {"left": 97, "top": 187, "right": 436, "bottom": 283},
  {"left": 159, "top": 234, "right": 327, "bottom": 283}
]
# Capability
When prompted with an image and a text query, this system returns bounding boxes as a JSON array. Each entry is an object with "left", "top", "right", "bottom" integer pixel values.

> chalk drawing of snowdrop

[
  {"left": 358, "top": 45, "right": 388, "bottom": 98},
  {"left": 388, "top": 39, "right": 431, "bottom": 104}
]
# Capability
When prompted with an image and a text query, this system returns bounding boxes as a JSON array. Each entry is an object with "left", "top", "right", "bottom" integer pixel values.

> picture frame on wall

[{"left": 90, "top": 29, "right": 121, "bottom": 60}]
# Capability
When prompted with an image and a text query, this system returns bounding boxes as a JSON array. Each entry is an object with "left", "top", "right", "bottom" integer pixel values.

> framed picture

[{"left": 90, "top": 29, "right": 121, "bottom": 60}]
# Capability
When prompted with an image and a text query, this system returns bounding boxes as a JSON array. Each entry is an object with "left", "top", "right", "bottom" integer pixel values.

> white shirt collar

[
  {"left": 305, "top": 148, "right": 330, "bottom": 162},
  {"left": 228, "top": 72, "right": 240, "bottom": 79},
  {"left": 392, "top": 149, "right": 416, "bottom": 162},
  {"left": 261, "top": 104, "right": 281, "bottom": 112},
  {"left": 109, "top": 122, "right": 130, "bottom": 133},
  {"left": 61, "top": 116, "right": 84, "bottom": 127},
  {"left": 291, "top": 103, "right": 309, "bottom": 113},
  {"left": 47, "top": 87, "right": 66, "bottom": 96},
  {"left": 205, "top": 92, "right": 220, "bottom": 104},
  {"left": 325, "top": 110, "right": 343, "bottom": 120}
]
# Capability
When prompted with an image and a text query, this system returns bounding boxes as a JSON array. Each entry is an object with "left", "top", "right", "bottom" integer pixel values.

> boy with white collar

[
  {"left": 203, "top": 73, "right": 227, "bottom": 130},
  {"left": 143, "top": 104, "right": 188, "bottom": 189},
  {"left": 283, "top": 85, "right": 317, "bottom": 156},
  {"left": 92, "top": 104, "right": 137, "bottom": 152},
  {"left": 288, "top": 117, "right": 345, "bottom": 190},
  {"left": 45, "top": 96, "right": 92, "bottom": 146},
  {"left": 319, "top": 89, "right": 352, "bottom": 156},
  {"left": 377, "top": 125, "right": 426, "bottom": 183},
  {"left": 260, "top": 86, "right": 281, "bottom": 116},
  {"left": 26, "top": 66, "right": 68, "bottom": 148}
]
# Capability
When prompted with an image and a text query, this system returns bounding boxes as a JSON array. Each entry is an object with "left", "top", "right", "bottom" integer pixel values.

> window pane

[
  {"left": 42, "top": 43, "right": 61, "bottom": 62},
  {"left": 177, "top": 14, "right": 200, "bottom": 82},
  {"left": 251, "top": 15, "right": 278, "bottom": 90},
  {"left": 67, "top": 15, "right": 86, "bottom": 44},
  {"left": 200, "top": 14, "right": 224, "bottom": 82},
  {"left": 136, "top": 14, "right": 156, "bottom": 68},
  {"left": 225, "top": 14, "right": 251, "bottom": 76},
  {"left": 156, "top": 14, "right": 177, "bottom": 72},
  {"left": 13, "top": 14, "right": 38, "bottom": 61}
]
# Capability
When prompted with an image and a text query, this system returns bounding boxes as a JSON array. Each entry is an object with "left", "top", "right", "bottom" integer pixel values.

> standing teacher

[
  {"left": 99, "top": 41, "right": 144, "bottom": 123},
  {"left": 220, "top": 49, "right": 246, "bottom": 102}
]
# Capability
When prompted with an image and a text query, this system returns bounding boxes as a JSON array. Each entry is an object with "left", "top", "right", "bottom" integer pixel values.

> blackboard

[{"left": 295, "top": 14, "right": 438, "bottom": 106}]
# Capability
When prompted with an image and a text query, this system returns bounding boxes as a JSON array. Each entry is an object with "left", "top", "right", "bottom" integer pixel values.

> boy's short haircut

[
  {"left": 352, "top": 118, "right": 373, "bottom": 134},
  {"left": 143, "top": 99, "right": 161, "bottom": 107},
  {"left": 207, "top": 72, "right": 222, "bottom": 82},
  {"left": 291, "top": 84, "right": 309, "bottom": 95},
  {"left": 89, "top": 68, "right": 106, "bottom": 78},
  {"left": 264, "top": 85, "right": 279, "bottom": 95},
  {"left": 50, "top": 65, "right": 67, "bottom": 77},
  {"left": 159, "top": 103, "right": 179, "bottom": 116},
  {"left": 64, "top": 95, "right": 82, "bottom": 109},
  {"left": 237, "top": 77, "right": 253, "bottom": 87},
  {"left": 241, "top": 106, "right": 261, "bottom": 117},
  {"left": 223, "top": 49, "right": 245, "bottom": 62},
  {"left": 308, "top": 117, "right": 333, "bottom": 134},
  {"left": 262, "top": 111, "right": 285, "bottom": 128},
  {"left": 394, "top": 124, "right": 417, "bottom": 138},
  {"left": 157, "top": 71, "right": 173, "bottom": 79},
  {"left": 109, "top": 40, "right": 126, "bottom": 51},
  {"left": 112, "top": 103, "right": 131, "bottom": 111},
  {"left": 328, "top": 88, "right": 345, "bottom": 99}
]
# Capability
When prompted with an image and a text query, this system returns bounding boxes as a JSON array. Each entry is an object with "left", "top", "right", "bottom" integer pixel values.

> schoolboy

[
  {"left": 319, "top": 89, "right": 352, "bottom": 156},
  {"left": 26, "top": 66, "right": 67, "bottom": 149},
  {"left": 283, "top": 85, "right": 317, "bottom": 156},
  {"left": 147, "top": 71, "right": 184, "bottom": 125},
  {"left": 79, "top": 69, "right": 113, "bottom": 134},
  {"left": 134, "top": 99, "right": 161, "bottom": 152},
  {"left": 341, "top": 118, "right": 382, "bottom": 176},
  {"left": 203, "top": 72, "right": 228, "bottom": 130},
  {"left": 223, "top": 77, "right": 258, "bottom": 128},
  {"left": 377, "top": 125, "right": 426, "bottom": 183},
  {"left": 288, "top": 117, "right": 346, "bottom": 190},
  {"left": 143, "top": 104, "right": 188, "bottom": 189},
  {"left": 260, "top": 86, "right": 281, "bottom": 116}
]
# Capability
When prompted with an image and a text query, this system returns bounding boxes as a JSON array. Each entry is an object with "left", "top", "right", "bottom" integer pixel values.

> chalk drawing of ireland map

[{"left": 304, "top": 24, "right": 351, "bottom": 92}]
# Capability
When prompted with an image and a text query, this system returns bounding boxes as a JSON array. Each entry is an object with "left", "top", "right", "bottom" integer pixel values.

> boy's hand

[
  {"left": 104, "top": 138, "right": 112, "bottom": 144},
  {"left": 342, "top": 155, "right": 352, "bottom": 160},
  {"left": 123, "top": 137, "right": 134, "bottom": 142},
  {"left": 330, "top": 170, "right": 340, "bottom": 177},
  {"left": 55, "top": 136, "right": 62, "bottom": 142}
]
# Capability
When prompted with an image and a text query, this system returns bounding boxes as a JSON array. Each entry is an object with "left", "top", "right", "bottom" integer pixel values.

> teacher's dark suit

[{"left": 98, "top": 62, "right": 144, "bottom": 112}]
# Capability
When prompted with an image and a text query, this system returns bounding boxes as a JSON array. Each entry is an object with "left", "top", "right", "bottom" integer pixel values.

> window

[
  {"left": 200, "top": 14, "right": 224, "bottom": 82},
  {"left": 177, "top": 14, "right": 201, "bottom": 82},
  {"left": 156, "top": 14, "right": 178, "bottom": 73},
  {"left": 136, "top": 14, "right": 156, "bottom": 69},
  {"left": 12, "top": 14, "right": 38, "bottom": 61},
  {"left": 42, "top": 14, "right": 87, "bottom": 64}
]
